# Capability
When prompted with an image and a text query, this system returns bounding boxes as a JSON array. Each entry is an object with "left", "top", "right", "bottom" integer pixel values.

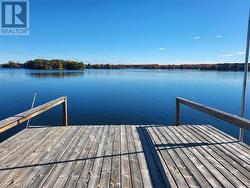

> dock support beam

[
  {"left": 176, "top": 98, "right": 180, "bottom": 126},
  {"left": 63, "top": 97, "right": 68, "bottom": 126}
]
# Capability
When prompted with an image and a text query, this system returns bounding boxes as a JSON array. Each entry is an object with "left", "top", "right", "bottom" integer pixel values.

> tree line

[
  {"left": 86, "top": 63, "right": 248, "bottom": 71},
  {"left": 0, "top": 59, "right": 249, "bottom": 71},
  {"left": 1, "top": 59, "right": 85, "bottom": 70}
]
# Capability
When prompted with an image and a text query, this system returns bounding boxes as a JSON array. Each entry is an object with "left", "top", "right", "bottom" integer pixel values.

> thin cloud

[
  {"left": 68, "top": 58, "right": 85, "bottom": 62},
  {"left": 218, "top": 51, "right": 245, "bottom": 57},
  {"left": 235, "top": 51, "right": 245, "bottom": 55},
  {"left": 193, "top": 36, "right": 201, "bottom": 40},
  {"left": 219, "top": 54, "right": 234, "bottom": 57},
  {"left": 180, "top": 60, "right": 217, "bottom": 64},
  {"left": 159, "top": 48, "right": 166, "bottom": 51},
  {"left": 214, "top": 35, "right": 222, "bottom": 39}
]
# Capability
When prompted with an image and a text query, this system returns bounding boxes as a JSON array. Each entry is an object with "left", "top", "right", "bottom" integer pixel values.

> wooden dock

[
  {"left": 1, "top": 96, "right": 250, "bottom": 187},
  {"left": 0, "top": 125, "right": 250, "bottom": 188}
]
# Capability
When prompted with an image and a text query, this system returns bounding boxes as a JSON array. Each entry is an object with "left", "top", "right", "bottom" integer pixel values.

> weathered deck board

[
  {"left": 110, "top": 125, "right": 121, "bottom": 188},
  {"left": 76, "top": 126, "right": 104, "bottom": 187},
  {"left": 120, "top": 125, "right": 132, "bottom": 188},
  {"left": 99, "top": 125, "right": 115, "bottom": 188},
  {"left": 23, "top": 126, "right": 79, "bottom": 188},
  {"left": 183, "top": 126, "right": 250, "bottom": 187},
  {"left": 87, "top": 125, "right": 110, "bottom": 188},
  {"left": 0, "top": 125, "right": 250, "bottom": 188},
  {"left": 157, "top": 126, "right": 212, "bottom": 188},
  {"left": 147, "top": 127, "right": 190, "bottom": 188},
  {"left": 131, "top": 126, "right": 152, "bottom": 187},
  {"left": 64, "top": 126, "right": 100, "bottom": 187}
]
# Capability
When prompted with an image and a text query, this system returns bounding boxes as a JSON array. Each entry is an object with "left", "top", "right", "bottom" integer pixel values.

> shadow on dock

[{"left": 0, "top": 125, "right": 250, "bottom": 188}]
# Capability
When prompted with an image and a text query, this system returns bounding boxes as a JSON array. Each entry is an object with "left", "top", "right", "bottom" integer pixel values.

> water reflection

[
  {"left": 26, "top": 71, "right": 84, "bottom": 78},
  {"left": 1, "top": 68, "right": 250, "bottom": 144}
]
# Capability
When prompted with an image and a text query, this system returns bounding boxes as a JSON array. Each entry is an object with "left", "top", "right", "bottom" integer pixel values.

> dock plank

[
  {"left": 24, "top": 126, "right": 79, "bottom": 188},
  {"left": 126, "top": 125, "right": 144, "bottom": 188},
  {"left": 87, "top": 125, "right": 110, "bottom": 188},
  {"left": 41, "top": 127, "right": 87, "bottom": 188},
  {"left": 204, "top": 125, "right": 250, "bottom": 160},
  {"left": 64, "top": 126, "right": 100, "bottom": 188},
  {"left": 52, "top": 127, "right": 92, "bottom": 188},
  {"left": 167, "top": 126, "right": 223, "bottom": 188},
  {"left": 184, "top": 125, "right": 250, "bottom": 187},
  {"left": 158, "top": 126, "right": 212, "bottom": 188},
  {"left": 110, "top": 125, "right": 121, "bottom": 187},
  {"left": 131, "top": 126, "right": 153, "bottom": 187},
  {"left": 147, "top": 126, "right": 189, "bottom": 188},
  {"left": 0, "top": 127, "right": 41, "bottom": 154},
  {"left": 153, "top": 127, "right": 200, "bottom": 188},
  {"left": 120, "top": 125, "right": 132, "bottom": 188},
  {"left": 76, "top": 126, "right": 105, "bottom": 187},
  {"left": 207, "top": 125, "right": 250, "bottom": 153},
  {"left": 0, "top": 128, "right": 46, "bottom": 166},
  {"left": 0, "top": 124, "right": 250, "bottom": 188},
  {"left": 3, "top": 127, "right": 67, "bottom": 188},
  {"left": 188, "top": 125, "right": 250, "bottom": 170},
  {"left": 140, "top": 125, "right": 175, "bottom": 188},
  {"left": 0, "top": 128, "right": 54, "bottom": 186},
  {"left": 170, "top": 126, "right": 235, "bottom": 188},
  {"left": 99, "top": 125, "right": 115, "bottom": 188}
]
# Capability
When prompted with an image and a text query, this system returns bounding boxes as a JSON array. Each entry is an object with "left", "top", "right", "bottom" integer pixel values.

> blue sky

[{"left": 0, "top": 0, "right": 249, "bottom": 64}]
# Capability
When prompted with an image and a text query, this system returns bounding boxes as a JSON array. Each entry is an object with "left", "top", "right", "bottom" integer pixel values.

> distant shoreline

[{"left": 0, "top": 59, "right": 248, "bottom": 71}]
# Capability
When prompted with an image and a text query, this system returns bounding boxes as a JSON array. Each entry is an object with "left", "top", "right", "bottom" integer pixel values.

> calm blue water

[{"left": 0, "top": 68, "right": 250, "bottom": 144}]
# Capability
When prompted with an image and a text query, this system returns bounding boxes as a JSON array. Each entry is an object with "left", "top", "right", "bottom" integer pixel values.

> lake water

[{"left": 0, "top": 68, "right": 250, "bottom": 144}]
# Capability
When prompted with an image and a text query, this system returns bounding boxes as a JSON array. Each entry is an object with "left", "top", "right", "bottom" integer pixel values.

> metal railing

[
  {"left": 176, "top": 97, "right": 250, "bottom": 141},
  {"left": 0, "top": 96, "right": 68, "bottom": 133}
]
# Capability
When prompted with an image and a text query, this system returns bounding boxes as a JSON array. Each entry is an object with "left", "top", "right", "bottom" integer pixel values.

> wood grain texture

[
  {"left": 0, "top": 125, "right": 250, "bottom": 188},
  {"left": 176, "top": 97, "right": 250, "bottom": 131},
  {"left": 0, "top": 97, "right": 67, "bottom": 133}
]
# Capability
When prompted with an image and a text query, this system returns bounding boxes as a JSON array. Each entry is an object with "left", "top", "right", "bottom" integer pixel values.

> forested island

[
  {"left": 1, "top": 59, "right": 85, "bottom": 70},
  {"left": 0, "top": 59, "right": 249, "bottom": 71}
]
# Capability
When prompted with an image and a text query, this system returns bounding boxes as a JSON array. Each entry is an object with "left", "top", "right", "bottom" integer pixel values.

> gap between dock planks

[{"left": 1, "top": 125, "right": 250, "bottom": 188}]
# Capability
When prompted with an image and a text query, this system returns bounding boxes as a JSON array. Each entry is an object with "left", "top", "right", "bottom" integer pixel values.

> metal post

[
  {"left": 239, "top": 11, "right": 250, "bottom": 142},
  {"left": 63, "top": 97, "right": 68, "bottom": 126},
  {"left": 176, "top": 98, "right": 180, "bottom": 126},
  {"left": 26, "top": 91, "right": 37, "bottom": 128}
]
